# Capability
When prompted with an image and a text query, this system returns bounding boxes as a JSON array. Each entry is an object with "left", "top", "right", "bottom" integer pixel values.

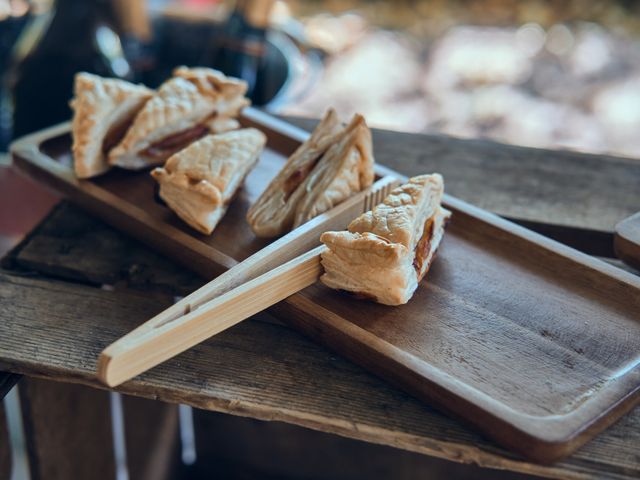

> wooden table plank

[
  {"left": 19, "top": 377, "right": 117, "bottom": 480},
  {"left": 0, "top": 270, "right": 638, "bottom": 480},
  {"left": 4, "top": 202, "right": 202, "bottom": 296},
  {"left": 286, "top": 117, "right": 640, "bottom": 235},
  {"left": 0, "top": 397, "right": 10, "bottom": 480}
]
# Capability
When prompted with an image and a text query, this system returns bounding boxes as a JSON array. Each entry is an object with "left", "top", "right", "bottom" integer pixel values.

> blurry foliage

[
  {"left": 279, "top": 0, "right": 640, "bottom": 157},
  {"left": 288, "top": 0, "right": 640, "bottom": 38}
]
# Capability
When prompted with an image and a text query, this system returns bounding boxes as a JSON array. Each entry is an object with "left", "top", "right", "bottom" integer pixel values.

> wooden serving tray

[
  {"left": 11, "top": 108, "right": 640, "bottom": 464},
  {"left": 615, "top": 212, "right": 640, "bottom": 271}
]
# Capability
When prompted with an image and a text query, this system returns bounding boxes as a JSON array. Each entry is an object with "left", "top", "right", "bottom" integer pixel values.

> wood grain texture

[
  {"left": 99, "top": 246, "right": 324, "bottom": 387},
  {"left": 98, "top": 178, "right": 396, "bottom": 387},
  {"left": 285, "top": 116, "right": 640, "bottom": 234},
  {"left": 122, "top": 396, "right": 181, "bottom": 480},
  {"left": 273, "top": 202, "right": 640, "bottom": 462},
  {"left": 14, "top": 203, "right": 639, "bottom": 301},
  {"left": 6, "top": 202, "right": 205, "bottom": 295},
  {"left": 615, "top": 212, "right": 640, "bottom": 270},
  {"left": 11, "top": 202, "right": 202, "bottom": 295},
  {"left": 0, "top": 398, "right": 10, "bottom": 480},
  {"left": 0, "top": 270, "right": 639, "bottom": 479},
  {"left": 19, "top": 377, "right": 116, "bottom": 480},
  {"left": 9, "top": 111, "right": 640, "bottom": 463}
]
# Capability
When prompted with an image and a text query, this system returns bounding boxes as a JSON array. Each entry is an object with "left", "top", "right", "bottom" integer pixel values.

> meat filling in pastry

[
  {"left": 109, "top": 67, "right": 250, "bottom": 170},
  {"left": 320, "top": 174, "right": 451, "bottom": 306},
  {"left": 140, "top": 122, "right": 210, "bottom": 162},
  {"left": 70, "top": 72, "right": 152, "bottom": 178},
  {"left": 102, "top": 116, "right": 137, "bottom": 154},
  {"left": 151, "top": 128, "right": 266, "bottom": 235},
  {"left": 247, "top": 108, "right": 374, "bottom": 238}
]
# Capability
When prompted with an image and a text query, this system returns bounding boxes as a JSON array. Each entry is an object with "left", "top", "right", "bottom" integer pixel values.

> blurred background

[
  {"left": 0, "top": 0, "right": 639, "bottom": 251},
  {"left": 2, "top": 0, "right": 640, "bottom": 154}
]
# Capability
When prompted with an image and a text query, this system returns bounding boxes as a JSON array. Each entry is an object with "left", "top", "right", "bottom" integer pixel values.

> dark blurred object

[
  {"left": 10, "top": 0, "right": 132, "bottom": 138},
  {"left": 207, "top": 0, "right": 275, "bottom": 104},
  {"left": 113, "top": 0, "right": 157, "bottom": 85},
  {"left": 0, "top": 0, "right": 31, "bottom": 150},
  {"left": 153, "top": 3, "right": 291, "bottom": 107},
  {"left": 7, "top": 0, "right": 314, "bottom": 141}
]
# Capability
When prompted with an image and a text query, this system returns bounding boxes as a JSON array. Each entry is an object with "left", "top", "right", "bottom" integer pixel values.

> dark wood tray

[
  {"left": 615, "top": 212, "right": 640, "bottom": 271},
  {"left": 11, "top": 108, "right": 640, "bottom": 463}
]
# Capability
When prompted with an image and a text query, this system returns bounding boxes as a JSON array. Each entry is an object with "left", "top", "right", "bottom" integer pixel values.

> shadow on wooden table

[{"left": 187, "top": 410, "right": 538, "bottom": 480}]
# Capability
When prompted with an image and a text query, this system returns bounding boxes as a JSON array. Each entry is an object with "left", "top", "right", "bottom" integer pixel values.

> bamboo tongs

[{"left": 98, "top": 176, "right": 400, "bottom": 387}]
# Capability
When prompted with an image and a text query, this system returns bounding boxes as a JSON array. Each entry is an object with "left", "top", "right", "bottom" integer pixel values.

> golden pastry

[
  {"left": 173, "top": 66, "right": 249, "bottom": 124},
  {"left": 110, "top": 67, "right": 250, "bottom": 169},
  {"left": 70, "top": 72, "right": 152, "bottom": 178},
  {"left": 320, "top": 174, "right": 451, "bottom": 306},
  {"left": 151, "top": 128, "right": 266, "bottom": 234},
  {"left": 247, "top": 108, "right": 374, "bottom": 238}
]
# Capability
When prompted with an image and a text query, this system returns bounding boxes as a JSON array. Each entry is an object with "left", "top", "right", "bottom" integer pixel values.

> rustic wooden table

[{"left": 1, "top": 118, "right": 639, "bottom": 480}]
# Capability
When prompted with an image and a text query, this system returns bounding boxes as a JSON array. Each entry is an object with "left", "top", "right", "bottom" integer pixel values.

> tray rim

[
  {"left": 615, "top": 212, "right": 640, "bottom": 270},
  {"left": 9, "top": 108, "right": 640, "bottom": 463},
  {"left": 11, "top": 112, "right": 640, "bottom": 289}
]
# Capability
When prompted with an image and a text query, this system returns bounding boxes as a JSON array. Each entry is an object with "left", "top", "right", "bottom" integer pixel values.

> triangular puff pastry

[
  {"left": 320, "top": 174, "right": 451, "bottom": 306},
  {"left": 151, "top": 128, "right": 266, "bottom": 235},
  {"left": 173, "top": 66, "right": 249, "bottom": 124},
  {"left": 109, "top": 67, "right": 250, "bottom": 170},
  {"left": 247, "top": 108, "right": 374, "bottom": 238},
  {"left": 70, "top": 72, "right": 152, "bottom": 178}
]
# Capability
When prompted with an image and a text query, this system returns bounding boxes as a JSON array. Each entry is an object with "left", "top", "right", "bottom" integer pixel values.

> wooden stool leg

[
  {"left": 0, "top": 397, "right": 10, "bottom": 480},
  {"left": 122, "top": 395, "right": 181, "bottom": 480},
  {"left": 19, "top": 377, "right": 116, "bottom": 480}
]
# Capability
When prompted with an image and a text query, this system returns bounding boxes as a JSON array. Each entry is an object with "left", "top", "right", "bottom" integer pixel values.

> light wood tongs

[{"left": 98, "top": 176, "right": 400, "bottom": 387}]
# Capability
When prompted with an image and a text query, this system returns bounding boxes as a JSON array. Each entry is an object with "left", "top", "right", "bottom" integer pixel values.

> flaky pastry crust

[
  {"left": 151, "top": 128, "right": 266, "bottom": 234},
  {"left": 320, "top": 174, "right": 451, "bottom": 306},
  {"left": 70, "top": 72, "right": 152, "bottom": 178},
  {"left": 247, "top": 108, "right": 374, "bottom": 238},
  {"left": 109, "top": 68, "right": 249, "bottom": 169}
]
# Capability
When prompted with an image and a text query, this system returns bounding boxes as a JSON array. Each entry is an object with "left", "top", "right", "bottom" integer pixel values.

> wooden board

[
  {"left": 615, "top": 212, "right": 640, "bottom": 271},
  {"left": 4, "top": 201, "right": 203, "bottom": 295},
  {"left": 5, "top": 203, "right": 640, "bottom": 480},
  {"left": 1, "top": 269, "right": 639, "bottom": 479},
  {"left": 10, "top": 109, "right": 640, "bottom": 463}
]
